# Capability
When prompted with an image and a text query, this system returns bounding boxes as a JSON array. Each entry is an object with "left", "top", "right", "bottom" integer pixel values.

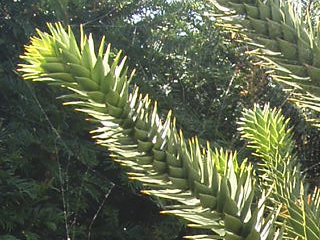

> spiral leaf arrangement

[
  {"left": 239, "top": 105, "right": 320, "bottom": 239},
  {"left": 213, "top": 0, "right": 320, "bottom": 115},
  {"left": 18, "top": 23, "right": 285, "bottom": 239}
]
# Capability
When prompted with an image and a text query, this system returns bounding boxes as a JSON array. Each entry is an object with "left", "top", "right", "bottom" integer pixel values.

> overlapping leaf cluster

[
  {"left": 209, "top": 3, "right": 320, "bottom": 238},
  {"left": 239, "top": 105, "right": 320, "bottom": 239},
  {"left": 213, "top": 0, "right": 320, "bottom": 116},
  {"left": 19, "top": 23, "right": 280, "bottom": 239}
]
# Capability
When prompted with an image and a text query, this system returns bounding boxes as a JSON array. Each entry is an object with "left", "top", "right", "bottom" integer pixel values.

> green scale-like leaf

[
  {"left": 213, "top": 0, "right": 320, "bottom": 120},
  {"left": 239, "top": 104, "right": 320, "bottom": 239},
  {"left": 19, "top": 23, "right": 280, "bottom": 239}
]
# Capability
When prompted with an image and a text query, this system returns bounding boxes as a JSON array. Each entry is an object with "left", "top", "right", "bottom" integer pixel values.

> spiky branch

[
  {"left": 18, "top": 23, "right": 281, "bottom": 239},
  {"left": 239, "top": 104, "right": 320, "bottom": 239},
  {"left": 213, "top": 0, "right": 320, "bottom": 116}
]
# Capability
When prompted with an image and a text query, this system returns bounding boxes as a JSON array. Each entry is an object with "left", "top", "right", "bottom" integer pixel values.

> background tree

[{"left": 1, "top": 0, "right": 320, "bottom": 239}]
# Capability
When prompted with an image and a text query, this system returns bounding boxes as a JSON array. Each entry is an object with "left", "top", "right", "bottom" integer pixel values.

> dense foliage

[
  {"left": 1, "top": 0, "right": 320, "bottom": 239},
  {"left": 0, "top": 1, "right": 185, "bottom": 239},
  {"left": 18, "top": 21, "right": 320, "bottom": 239}
]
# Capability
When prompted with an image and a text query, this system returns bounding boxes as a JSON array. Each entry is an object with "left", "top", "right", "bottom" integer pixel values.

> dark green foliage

[
  {"left": 0, "top": 54, "right": 184, "bottom": 239},
  {"left": 0, "top": 71, "right": 103, "bottom": 238},
  {"left": 1, "top": 0, "right": 320, "bottom": 239},
  {"left": 0, "top": 0, "right": 185, "bottom": 239}
]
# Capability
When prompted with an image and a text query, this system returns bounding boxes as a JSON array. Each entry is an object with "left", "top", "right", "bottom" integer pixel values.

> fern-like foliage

[
  {"left": 212, "top": 0, "right": 320, "bottom": 118},
  {"left": 239, "top": 104, "right": 320, "bottom": 239},
  {"left": 18, "top": 23, "right": 281, "bottom": 239}
]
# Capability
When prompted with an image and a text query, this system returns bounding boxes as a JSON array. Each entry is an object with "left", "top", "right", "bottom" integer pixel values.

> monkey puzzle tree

[
  {"left": 1, "top": 1, "right": 189, "bottom": 239},
  {"left": 18, "top": 20, "right": 320, "bottom": 240},
  {"left": 212, "top": 0, "right": 320, "bottom": 120}
]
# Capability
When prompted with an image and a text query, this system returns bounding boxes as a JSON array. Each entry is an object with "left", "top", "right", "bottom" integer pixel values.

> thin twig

[
  {"left": 302, "top": 161, "right": 320, "bottom": 174},
  {"left": 55, "top": 142, "right": 71, "bottom": 240},
  {"left": 214, "top": 74, "right": 235, "bottom": 136},
  {"left": 87, "top": 182, "right": 115, "bottom": 240},
  {"left": 81, "top": 8, "right": 116, "bottom": 27},
  {"left": 71, "top": 167, "right": 89, "bottom": 240}
]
